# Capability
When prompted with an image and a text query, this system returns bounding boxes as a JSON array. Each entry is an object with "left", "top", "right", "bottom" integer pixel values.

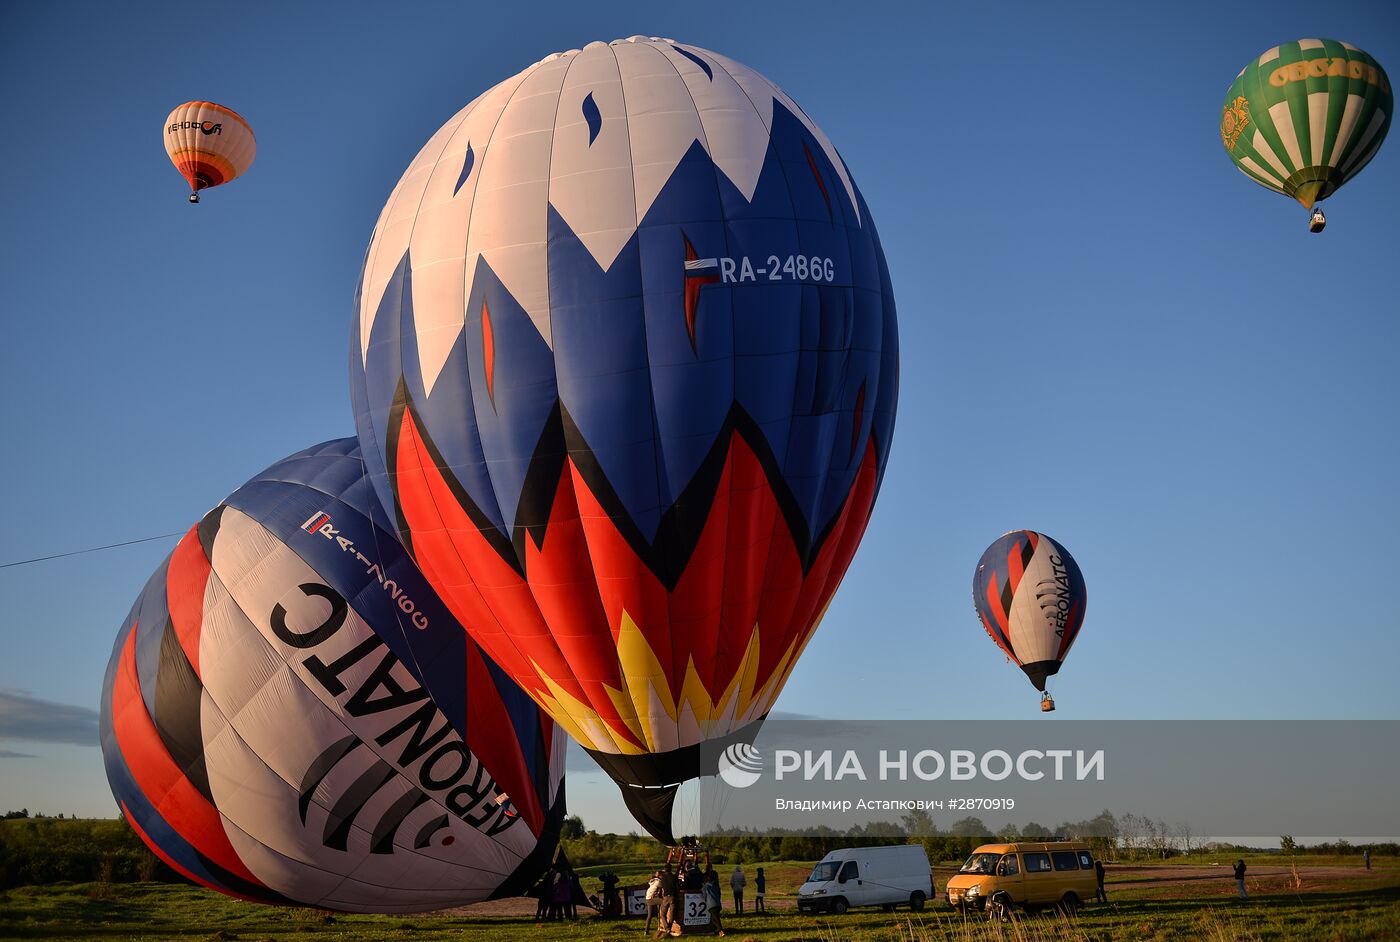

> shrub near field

[{"left": 0, "top": 817, "right": 173, "bottom": 888}]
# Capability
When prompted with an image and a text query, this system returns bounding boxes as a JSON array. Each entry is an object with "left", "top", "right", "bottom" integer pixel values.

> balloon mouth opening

[{"left": 1285, "top": 169, "right": 1342, "bottom": 209}]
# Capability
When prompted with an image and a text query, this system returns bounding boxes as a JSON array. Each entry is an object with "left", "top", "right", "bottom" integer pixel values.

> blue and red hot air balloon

[
  {"left": 349, "top": 37, "right": 898, "bottom": 841},
  {"left": 972, "top": 531, "right": 1087, "bottom": 712},
  {"left": 100, "top": 440, "right": 565, "bottom": 912}
]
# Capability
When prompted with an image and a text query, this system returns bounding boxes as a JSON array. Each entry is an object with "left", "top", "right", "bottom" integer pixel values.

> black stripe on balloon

[
  {"left": 999, "top": 577, "right": 1015, "bottom": 623},
  {"left": 561, "top": 402, "right": 815, "bottom": 587},
  {"left": 513, "top": 406, "right": 568, "bottom": 560},
  {"left": 196, "top": 505, "right": 225, "bottom": 560},
  {"left": 153, "top": 618, "right": 212, "bottom": 803},
  {"left": 322, "top": 759, "right": 397, "bottom": 852},
  {"left": 802, "top": 141, "right": 834, "bottom": 222},
  {"left": 413, "top": 814, "right": 450, "bottom": 849},
  {"left": 191, "top": 847, "right": 295, "bottom": 906},
  {"left": 371, "top": 789, "right": 430, "bottom": 854},
  {"left": 849, "top": 380, "right": 866, "bottom": 464},
  {"left": 1019, "top": 537, "right": 1035, "bottom": 571},
  {"left": 298, "top": 734, "right": 361, "bottom": 824}
]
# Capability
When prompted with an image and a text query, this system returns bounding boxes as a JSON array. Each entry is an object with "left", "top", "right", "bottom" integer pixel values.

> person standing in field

[
  {"left": 730, "top": 864, "right": 746, "bottom": 913},
  {"left": 1094, "top": 858, "right": 1107, "bottom": 903},
  {"left": 754, "top": 867, "right": 766, "bottom": 913},
  {"left": 1365, "top": 849, "right": 1371, "bottom": 870},
  {"left": 655, "top": 864, "right": 678, "bottom": 938},
  {"left": 532, "top": 870, "right": 552, "bottom": 921},
  {"left": 705, "top": 869, "right": 726, "bottom": 937},
  {"left": 643, "top": 870, "right": 663, "bottom": 934},
  {"left": 1233, "top": 859, "right": 1248, "bottom": 899}
]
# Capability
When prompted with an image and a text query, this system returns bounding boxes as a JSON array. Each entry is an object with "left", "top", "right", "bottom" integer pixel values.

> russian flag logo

[{"left": 682, "top": 232, "right": 719, "bottom": 352}]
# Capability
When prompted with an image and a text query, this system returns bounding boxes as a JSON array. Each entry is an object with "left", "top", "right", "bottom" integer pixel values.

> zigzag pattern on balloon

[{"left": 384, "top": 386, "right": 882, "bottom": 757}]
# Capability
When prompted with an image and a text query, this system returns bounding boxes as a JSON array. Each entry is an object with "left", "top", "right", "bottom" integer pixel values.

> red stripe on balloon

[
  {"left": 802, "top": 141, "right": 833, "bottom": 220},
  {"left": 979, "top": 611, "right": 1019, "bottom": 663},
  {"left": 464, "top": 641, "right": 545, "bottom": 835},
  {"left": 1006, "top": 544, "right": 1026, "bottom": 598},
  {"left": 984, "top": 579, "right": 1010, "bottom": 635},
  {"left": 109, "top": 627, "right": 263, "bottom": 888},
  {"left": 482, "top": 300, "right": 496, "bottom": 407},
  {"left": 163, "top": 527, "right": 210, "bottom": 677}
]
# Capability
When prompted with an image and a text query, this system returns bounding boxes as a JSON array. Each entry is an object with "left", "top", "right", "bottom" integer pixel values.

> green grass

[{"left": 1, "top": 866, "right": 1397, "bottom": 942}]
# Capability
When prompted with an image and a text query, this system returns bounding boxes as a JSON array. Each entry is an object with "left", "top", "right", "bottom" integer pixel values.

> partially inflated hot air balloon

[
  {"left": 350, "top": 38, "right": 898, "bottom": 841},
  {"left": 1221, "top": 39, "right": 1391, "bottom": 232},
  {"left": 163, "top": 101, "right": 256, "bottom": 203},
  {"left": 972, "top": 531, "right": 1086, "bottom": 713},
  {"left": 100, "top": 439, "right": 565, "bottom": 912}
]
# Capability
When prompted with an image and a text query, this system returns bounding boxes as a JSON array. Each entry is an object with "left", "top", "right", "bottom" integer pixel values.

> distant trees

[
  {"left": 0, "top": 816, "right": 173, "bottom": 888},
  {"left": 561, "top": 815, "right": 586, "bottom": 840}
]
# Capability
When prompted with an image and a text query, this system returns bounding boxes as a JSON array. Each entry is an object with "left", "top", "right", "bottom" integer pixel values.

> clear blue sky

[{"left": 2, "top": 0, "right": 1397, "bottom": 833}]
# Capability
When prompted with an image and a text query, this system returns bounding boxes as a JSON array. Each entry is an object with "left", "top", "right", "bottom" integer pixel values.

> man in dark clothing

[
  {"left": 1233, "top": 859, "right": 1248, "bottom": 899},
  {"left": 754, "top": 867, "right": 766, "bottom": 913},
  {"left": 655, "top": 865, "right": 678, "bottom": 938},
  {"left": 532, "top": 870, "right": 552, "bottom": 921},
  {"left": 1094, "top": 859, "right": 1106, "bottom": 903}
]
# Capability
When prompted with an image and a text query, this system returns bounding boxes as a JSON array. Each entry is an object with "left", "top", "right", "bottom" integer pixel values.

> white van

[{"left": 797, "top": 844, "right": 933, "bottom": 914}]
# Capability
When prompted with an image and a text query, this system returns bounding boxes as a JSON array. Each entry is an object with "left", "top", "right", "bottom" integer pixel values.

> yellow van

[{"left": 944, "top": 842, "right": 1097, "bottom": 917}]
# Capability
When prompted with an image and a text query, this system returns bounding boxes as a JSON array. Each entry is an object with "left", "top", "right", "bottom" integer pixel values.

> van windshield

[
  {"left": 960, "top": 853, "right": 1000, "bottom": 874},
  {"left": 808, "top": 861, "right": 842, "bottom": 883}
]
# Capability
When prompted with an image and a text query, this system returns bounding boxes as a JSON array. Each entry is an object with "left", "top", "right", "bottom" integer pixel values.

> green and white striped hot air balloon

[{"left": 1221, "top": 39, "right": 1391, "bottom": 232}]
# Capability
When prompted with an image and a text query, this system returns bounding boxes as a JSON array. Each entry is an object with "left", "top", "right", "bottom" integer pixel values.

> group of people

[
  {"left": 642, "top": 862, "right": 767, "bottom": 936},
  {"left": 530, "top": 863, "right": 585, "bottom": 922}
]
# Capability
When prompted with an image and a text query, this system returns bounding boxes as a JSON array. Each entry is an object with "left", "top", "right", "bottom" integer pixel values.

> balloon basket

[{"left": 1040, "top": 694, "right": 1055, "bottom": 713}]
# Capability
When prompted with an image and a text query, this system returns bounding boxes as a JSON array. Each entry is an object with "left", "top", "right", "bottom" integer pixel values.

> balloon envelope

[
  {"left": 163, "top": 101, "right": 256, "bottom": 197},
  {"left": 1221, "top": 39, "right": 1391, "bottom": 209},
  {"left": 350, "top": 38, "right": 898, "bottom": 840},
  {"left": 972, "top": 531, "right": 1086, "bottom": 694},
  {"left": 100, "top": 439, "right": 565, "bottom": 912}
]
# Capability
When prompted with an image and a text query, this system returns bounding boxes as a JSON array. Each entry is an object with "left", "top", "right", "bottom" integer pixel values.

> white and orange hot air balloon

[{"left": 162, "top": 101, "right": 256, "bottom": 203}]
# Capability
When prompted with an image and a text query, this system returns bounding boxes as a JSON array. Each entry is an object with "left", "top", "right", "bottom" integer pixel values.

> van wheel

[
  {"left": 987, "top": 893, "right": 1013, "bottom": 922},
  {"left": 831, "top": 898, "right": 849, "bottom": 915},
  {"left": 1057, "top": 892, "right": 1081, "bottom": 917},
  {"left": 909, "top": 891, "right": 926, "bottom": 912}
]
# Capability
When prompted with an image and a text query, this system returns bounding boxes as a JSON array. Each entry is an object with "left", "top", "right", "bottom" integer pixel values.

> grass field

[{"left": 2, "top": 860, "right": 1397, "bottom": 942}]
